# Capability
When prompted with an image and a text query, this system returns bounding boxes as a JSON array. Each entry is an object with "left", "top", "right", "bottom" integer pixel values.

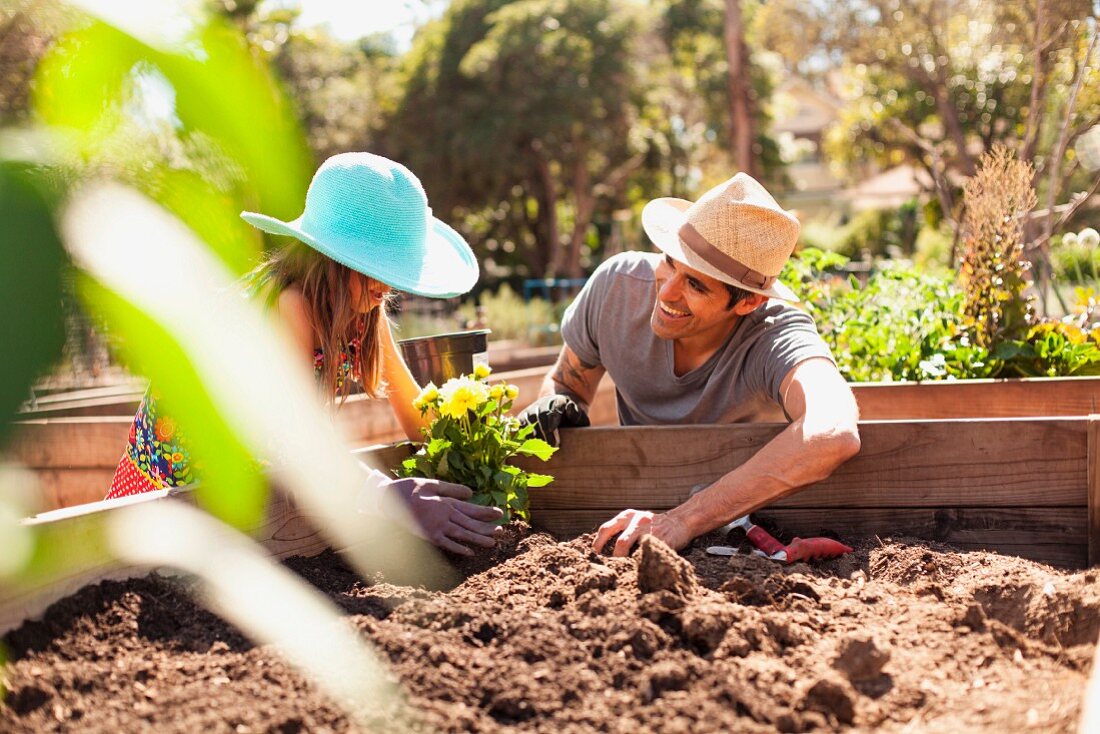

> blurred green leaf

[
  {"left": 34, "top": 16, "right": 312, "bottom": 276},
  {"left": 80, "top": 276, "right": 266, "bottom": 527},
  {"left": 0, "top": 164, "right": 66, "bottom": 445}
]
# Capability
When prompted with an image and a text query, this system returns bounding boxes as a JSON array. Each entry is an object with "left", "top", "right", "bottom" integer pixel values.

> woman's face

[{"left": 348, "top": 272, "right": 391, "bottom": 313}]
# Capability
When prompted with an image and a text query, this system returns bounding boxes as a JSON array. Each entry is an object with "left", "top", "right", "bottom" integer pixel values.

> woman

[{"left": 106, "top": 152, "right": 501, "bottom": 555}]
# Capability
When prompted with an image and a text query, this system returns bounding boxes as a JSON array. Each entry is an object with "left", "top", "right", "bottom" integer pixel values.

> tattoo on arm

[{"left": 551, "top": 350, "right": 601, "bottom": 406}]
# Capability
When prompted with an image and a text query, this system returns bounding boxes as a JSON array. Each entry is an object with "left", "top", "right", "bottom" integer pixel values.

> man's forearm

[
  {"left": 665, "top": 418, "right": 860, "bottom": 538},
  {"left": 539, "top": 347, "right": 603, "bottom": 408}
]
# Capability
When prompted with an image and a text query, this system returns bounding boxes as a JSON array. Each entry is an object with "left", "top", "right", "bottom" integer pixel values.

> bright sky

[{"left": 289, "top": 0, "right": 442, "bottom": 46}]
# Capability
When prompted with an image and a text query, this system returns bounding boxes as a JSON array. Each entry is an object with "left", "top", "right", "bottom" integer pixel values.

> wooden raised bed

[
  {"left": 6, "top": 366, "right": 618, "bottom": 511},
  {"left": 8, "top": 374, "right": 1099, "bottom": 512},
  {"left": 5, "top": 414, "right": 1098, "bottom": 638}
]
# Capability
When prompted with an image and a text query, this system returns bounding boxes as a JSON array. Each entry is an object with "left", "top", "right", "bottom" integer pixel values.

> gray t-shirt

[{"left": 561, "top": 251, "right": 834, "bottom": 426}]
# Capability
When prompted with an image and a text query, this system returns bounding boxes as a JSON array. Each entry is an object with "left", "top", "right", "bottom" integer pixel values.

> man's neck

[{"left": 671, "top": 318, "right": 741, "bottom": 376}]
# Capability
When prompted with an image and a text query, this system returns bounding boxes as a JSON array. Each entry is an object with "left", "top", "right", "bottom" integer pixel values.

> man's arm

[
  {"left": 539, "top": 344, "right": 607, "bottom": 408},
  {"left": 520, "top": 345, "right": 606, "bottom": 445},
  {"left": 593, "top": 357, "right": 861, "bottom": 555}
]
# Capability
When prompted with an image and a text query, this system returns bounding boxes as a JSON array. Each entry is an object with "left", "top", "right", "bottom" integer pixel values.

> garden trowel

[{"left": 705, "top": 514, "right": 853, "bottom": 563}]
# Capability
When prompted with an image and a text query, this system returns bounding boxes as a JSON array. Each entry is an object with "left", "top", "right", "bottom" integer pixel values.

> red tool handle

[
  {"left": 784, "top": 537, "right": 853, "bottom": 562},
  {"left": 746, "top": 525, "right": 786, "bottom": 557}
]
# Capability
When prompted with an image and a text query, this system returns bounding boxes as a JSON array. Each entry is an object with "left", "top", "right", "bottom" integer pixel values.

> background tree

[
  {"left": 385, "top": 0, "right": 658, "bottom": 279},
  {"left": 661, "top": 0, "right": 784, "bottom": 186},
  {"left": 757, "top": 0, "right": 1099, "bottom": 241}
]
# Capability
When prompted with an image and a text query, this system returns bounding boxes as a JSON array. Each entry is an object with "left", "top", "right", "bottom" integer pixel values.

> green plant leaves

[
  {"left": 0, "top": 165, "right": 66, "bottom": 447},
  {"left": 524, "top": 473, "right": 554, "bottom": 488},
  {"left": 397, "top": 373, "right": 555, "bottom": 519},
  {"left": 516, "top": 438, "right": 556, "bottom": 461}
]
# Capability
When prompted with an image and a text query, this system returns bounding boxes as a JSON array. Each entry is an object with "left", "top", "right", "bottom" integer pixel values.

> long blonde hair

[{"left": 247, "top": 242, "right": 388, "bottom": 402}]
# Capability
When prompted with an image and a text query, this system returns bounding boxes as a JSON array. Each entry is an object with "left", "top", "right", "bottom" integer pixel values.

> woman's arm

[
  {"left": 379, "top": 316, "right": 430, "bottom": 441},
  {"left": 276, "top": 287, "right": 317, "bottom": 363}
]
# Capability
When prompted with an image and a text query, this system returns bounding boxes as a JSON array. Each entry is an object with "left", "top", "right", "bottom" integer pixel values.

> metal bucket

[{"left": 397, "top": 329, "right": 491, "bottom": 387}]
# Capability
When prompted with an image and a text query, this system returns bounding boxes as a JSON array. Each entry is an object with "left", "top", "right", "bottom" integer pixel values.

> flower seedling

[{"left": 397, "top": 364, "right": 557, "bottom": 521}]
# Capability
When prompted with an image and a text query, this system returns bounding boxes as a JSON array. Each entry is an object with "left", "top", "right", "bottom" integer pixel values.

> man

[{"left": 522, "top": 173, "right": 861, "bottom": 557}]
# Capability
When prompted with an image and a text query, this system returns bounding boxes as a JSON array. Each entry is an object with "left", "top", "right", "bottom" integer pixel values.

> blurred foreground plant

[
  {"left": 398, "top": 366, "right": 555, "bottom": 522},
  {"left": 0, "top": 3, "right": 421, "bottom": 721}
]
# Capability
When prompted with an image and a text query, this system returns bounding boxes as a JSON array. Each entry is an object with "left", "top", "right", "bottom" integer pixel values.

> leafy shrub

[
  {"left": 783, "top": 247, "right": 1100, "bottom": 381},
  {"left": 994, "top": 322, "right": 1100, "bottom": 377},
  {"left": 783, "top": 250, "right": 989, "bottom": 382}
]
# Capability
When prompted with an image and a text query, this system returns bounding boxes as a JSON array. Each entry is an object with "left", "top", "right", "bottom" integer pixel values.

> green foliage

[
  {"left": 1052, "top": 231, "right": 1100, "bottom": 284},
  {"left": 0, "top": 164, "right": 66, "bottom": 445},
  {"left": 993, "top": 322, "right": 1100, "bottom": 378},
  {"left": 397, "top": 370, "right": 556, "bottom": 521},
  {"left": 785, "top": 246, "right": 1100, "bottom": 381},
  {"left": 458, "top": 285, "right": 568, "bottom": 345},
  {"left": 661, "top": 0, "right": 786, "bottom": 185},
  {"left": 34, "top": 15, "right": 312, "bottom": 275},
  {"left": 784, "top": 250, "right": 989, "bottom": 382},
  {"left": 913, "top": 224, "right": 955, "bottom": 270}
]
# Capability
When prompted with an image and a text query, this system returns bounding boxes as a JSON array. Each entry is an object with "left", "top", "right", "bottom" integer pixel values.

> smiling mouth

[{"left": 659, "top": 302, "right": 690, "bottom": 318}]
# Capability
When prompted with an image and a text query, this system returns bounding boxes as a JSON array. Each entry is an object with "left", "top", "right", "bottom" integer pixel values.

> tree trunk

[
  {"left": 529, "top": 142, "right": 560, "bottom": 278},
  {"left": 563, "top": 157, "right": 595, "bottom": 279},
  {"left": 724, "top": 0, "right": 754, "bottom": 176}
]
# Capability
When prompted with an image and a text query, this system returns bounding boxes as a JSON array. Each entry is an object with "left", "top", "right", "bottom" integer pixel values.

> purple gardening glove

[{"left": 383, "top": 477, "right": 504, "bottom": 556}]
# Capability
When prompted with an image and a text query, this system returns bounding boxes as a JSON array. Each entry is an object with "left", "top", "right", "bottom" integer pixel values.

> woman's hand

[{"left": 384, "top": 477, "right": 504, "bottom": 555}]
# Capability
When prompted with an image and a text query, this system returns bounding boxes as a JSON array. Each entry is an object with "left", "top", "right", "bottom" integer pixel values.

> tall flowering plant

[{"left": 396, "top": 364, "right": 556, "bottom": 521}]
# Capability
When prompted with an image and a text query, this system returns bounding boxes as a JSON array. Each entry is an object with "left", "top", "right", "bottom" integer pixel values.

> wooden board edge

[{"left": 1089, "top": 415, "right": 1100, "bottom": 567}]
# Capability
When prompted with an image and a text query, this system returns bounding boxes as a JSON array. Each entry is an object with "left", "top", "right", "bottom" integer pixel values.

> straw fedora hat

[
  {"left": 242, "top": 152, "right": 478, "bottom": 298},
  {"left": 641, "top": 173, "right": 800, "bottom": 302}
]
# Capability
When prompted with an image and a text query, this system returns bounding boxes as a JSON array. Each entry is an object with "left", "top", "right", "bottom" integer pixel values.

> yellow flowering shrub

[{"left": 397, "top": 367, "right": 556, "bottom": 521}]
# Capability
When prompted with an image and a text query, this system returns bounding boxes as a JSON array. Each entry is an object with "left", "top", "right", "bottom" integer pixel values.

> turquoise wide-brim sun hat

[{"left": 241, "top": 152, "right": 478, "bottom": 298}]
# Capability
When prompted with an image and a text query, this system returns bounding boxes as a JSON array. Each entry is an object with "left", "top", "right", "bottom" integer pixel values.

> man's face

[{"left": 650, "top": 255, "right": 755, "bottom": 342}]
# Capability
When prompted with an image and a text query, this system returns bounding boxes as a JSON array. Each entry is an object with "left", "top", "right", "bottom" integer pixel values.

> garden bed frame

[
  {"left": 4, "top": 414, "right": 1099, "bottom": 635},
  {"left": 9, "top": 375, "right": 1100, "bottom": 511}
]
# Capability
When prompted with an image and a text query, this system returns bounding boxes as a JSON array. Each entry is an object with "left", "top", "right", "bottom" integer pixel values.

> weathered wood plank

[
  {"left": 1089, "top": 416, "right": 1100, "bottom": 566},
  {"left": 6, "top": 417, "right": 131, "bottom": 469},
  {"left": 529, "top": 508, "right": 1088, "bottom": 568},
  {"left": 19, "top": 393, "right": 143, "bottom": 419},
  {"left": 523, "top": 419, "right": 1089, "bottom": 510},
  {"left": 33, "top": 468, "right": 116, "bottom": 511},
  {"left": 852, "top": 377, "right": 1100, "bottom": 420}
]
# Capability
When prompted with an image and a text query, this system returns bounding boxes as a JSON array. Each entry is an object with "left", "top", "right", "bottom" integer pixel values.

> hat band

[{"left": 678, "top": 223, "right": 774, "bottom": 290}]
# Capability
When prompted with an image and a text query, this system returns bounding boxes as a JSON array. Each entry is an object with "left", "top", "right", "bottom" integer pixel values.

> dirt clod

[
  {"left": 801, "top": 675, "right": 857, "bottom": 725},
  {"left": 833, "top": 634, "right": 891, "bottom": 682},
  {"left": 636, "top": 535, "right": 698, "bottom": 596}
]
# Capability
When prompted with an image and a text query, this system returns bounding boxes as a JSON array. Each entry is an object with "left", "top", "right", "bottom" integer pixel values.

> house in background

[{"left": 770, "top": 75, "right": 845, "bottom": 216}]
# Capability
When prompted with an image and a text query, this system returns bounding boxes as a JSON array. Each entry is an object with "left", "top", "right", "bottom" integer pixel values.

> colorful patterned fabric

[{"left": 106, "top": 341, "right": 360, "bottom": 500}]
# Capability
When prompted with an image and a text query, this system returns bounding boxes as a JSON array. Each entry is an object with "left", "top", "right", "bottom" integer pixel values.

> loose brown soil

[{"left": 2, "top": 528, "right": 1097, "bottom": 733}]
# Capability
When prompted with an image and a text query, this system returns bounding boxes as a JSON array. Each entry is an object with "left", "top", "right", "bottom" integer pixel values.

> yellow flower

[
  {"left": 489, "top": 384, "right": 505, "bottom": 401},
  {"left": 438, "top": 376, "right": 490, "bottom": 419},
  {"left": 473, "top": 363, "right": 492, "bottom": 379},
  {"left": 413, "top": 382, "right": 439, "bottom": 410},
  {"left": 504, "top": 384, "right": 519, "bottom": 400},
  {"left": 170, "top": 452, "right": 185, "bottom": 464}
]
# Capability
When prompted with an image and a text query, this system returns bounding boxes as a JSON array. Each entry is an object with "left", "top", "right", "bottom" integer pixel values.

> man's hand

[
  {"left": 592, "top": 509, "right": 694, "bottom": 557},
  {"left": 385, "top": 477, "right": 503, "bottom": 556},
  {"left": 518, "top": 394, "right": 590, "bottom": 447}
]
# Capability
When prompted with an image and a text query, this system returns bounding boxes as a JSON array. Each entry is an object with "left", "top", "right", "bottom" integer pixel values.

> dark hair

[{"left": 723, "top": 282, "right": 752, "bottom": 309}]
